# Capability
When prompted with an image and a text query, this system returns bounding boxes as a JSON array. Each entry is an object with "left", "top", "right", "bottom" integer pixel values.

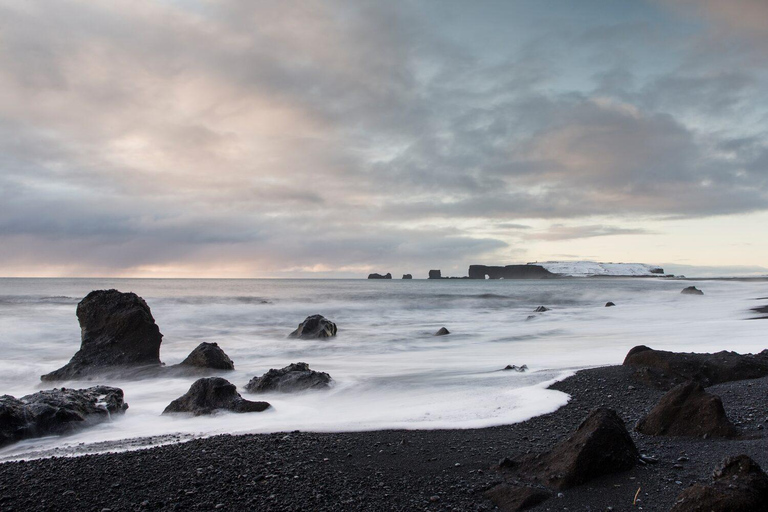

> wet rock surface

[
  {"left": 175, "top": 342, "right": 234, "bottom": 371},
  {"left": 42, "top": 289, "right": 163, "bottom": 381},
  {"left": 671, "top": 455, "right": 768, "bottom": 511},
  {"left": 434, "top": 327, "right": 450, "bottom": 336},
  {"left": 288, "top": 314, "right": 337, "bottom": 339},
  {"left": 605, "top": 301, "right": 616, "bottom": 307},
  {"left": 244, "top": 363, "right": 332, "bottom": 394},
  {"left": 163, "top": 378, "right": 270, "bottom": 416},
  {"left": 681, "top": 286, "right": 704, "bottom": 295},
  {"left": 0, "top": 386, "right": 127, "bottom": 447}
]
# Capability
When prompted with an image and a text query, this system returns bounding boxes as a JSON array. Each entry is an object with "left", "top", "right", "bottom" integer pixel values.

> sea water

[{"left": 0, "top": 277, "right": 764, "bottom": 460}]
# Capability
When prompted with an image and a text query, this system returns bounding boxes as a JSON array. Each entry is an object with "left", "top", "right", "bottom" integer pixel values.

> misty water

[{"left": 0, "top": 277, "right": 765, "bottom": 460}]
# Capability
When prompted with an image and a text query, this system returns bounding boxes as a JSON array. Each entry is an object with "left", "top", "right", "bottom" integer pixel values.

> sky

[{"left": 1, "top": 0, "right": 767, "bottom": 278}]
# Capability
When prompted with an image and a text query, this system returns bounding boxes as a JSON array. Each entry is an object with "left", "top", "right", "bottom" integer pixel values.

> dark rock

[
  {"left": 428, "top": 270, "right": 442, "bottom": 279},
  {"left": 525, "top": 315, "right": 536, "bottom": 321},
  {"left": 176, "top": 342, "right": 234, "bottom": 371},
  {"left": 503, "top": 365, "right": 528, "bottom": 372},
  {"left": 367, "top": 273, "right": 392, "bottom": 279},
  {"left": 534, "top": 306, "right": 550, "bottom": 312},
  {"left": 0, "top": 386, "right": 127, "bottom": 447},
  {"left": 623, "top": 345, "right": 768, "bottom": 389},
  {"left": 485, "top": 484, "right": 551, "bottom": 511},
  {"left": 402, "top": 274, "right": 412, "bottom": 279},
  {"left": 434, "top": 327, "right": 450, "bottom": 336},
  {"left": 507, "top": 408, "right": 638, "bottom": 490},
  {"left": 42, "top": 290, "right": 163, "bottom": 381},
  {"left": 288, "top": 315, "right": 337, "bottom": 339},
  {"left": 468, "top": 265, "right": 556, "bottom": 280},
  {"left": 605, "top": 301, "right": 616, "bottom": 307},
  {"left": 671, "top": 455, "right": 768, "bottom": 511},
  {"left": 681, "top": 286, "right": 704, "bottom": 295},
  {"left": 163, "top": 378, "right": 269, "bottom": 416},
  {"left": 650, "top": 267, "right": 665, "bottom": 274},
  {"left": 636, "top": 381, "right": 737, "bottom": 438},
  {"left": 244, "top": 362, "right": 332, "bottom": 393}
]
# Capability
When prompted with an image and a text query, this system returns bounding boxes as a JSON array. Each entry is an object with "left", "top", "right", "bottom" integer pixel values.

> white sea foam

[{"left": 0, "top": 277, "right": 764, "bottom": 460}]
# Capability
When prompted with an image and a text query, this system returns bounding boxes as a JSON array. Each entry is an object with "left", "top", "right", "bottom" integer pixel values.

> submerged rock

[
  {"left": 176, "top": 342, "right": 234, "bottom": 371},
  {"left": 245, "top": 362, "right": 332, "bottom": 393},
  {"left": 42, "top": 289, "right": 163, "bottom": 381},
  {"left": 605, "top": 301, "right": 616, "bottom": 307},
  {"left": 434, "top": 327, "right": 450, "bottom": 336},
  {"left": 636, "top": 381, "right": 737, "bottom": 438},
  {"left": 0, "top": 386, "right": 127, "bottom": 447},
  {"left": 163, "top": 377, "right": 270, "bottom": 416},
  {"left": 289, "top": 315, "right": 337, "bottom": 339},
  {"left": 681, "top": 286, "right": 704, "bottom": 295},
  {"left": 533, "top": 306, "right": 550, "bottom": 312},
  {"left": 503, "top": 364, "right": 528, "bottom": 372},
  {"left": 671, "top": 455, "right": 768, "bottom": 511},
  {"left": 367, "top": 273, "right": 392, "bottom": 279}
]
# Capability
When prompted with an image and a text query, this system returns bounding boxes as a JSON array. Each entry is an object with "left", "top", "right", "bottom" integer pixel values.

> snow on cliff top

[{"left": 530, "top": 261, "right": 664, "bottom": 277}]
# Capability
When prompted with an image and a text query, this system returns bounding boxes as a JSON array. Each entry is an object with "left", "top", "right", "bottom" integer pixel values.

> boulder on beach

[
  {"left": 244, "top": 362, "right": 332, "bottom": 393},
  {"left": 41, "top": 289, "right": 163, "bottom": 381},
  {"left": 681, "top": 286, "right": 704, "bottom": 295},
  {"left": 0, "top": 386, "right": 127, "bottom": 447},
  {"left": 534, "top": 306, "right": 550, "bottom": 312},
  {"left": 176, "top": 342, "right": 234, "bottom": 371},
  {"left": 501, "top": 408, "right": 638, "bottom": 490},
  {"left": 367, "top": 273, "right": 392, "bottom": 279},
  {"left": 163, "top": 377, "right": 270, "bottom": 416},
  {"left": 622, "top": 345, "right": 768, "bottom": 389},
  {"left": 605, "top": 301, "right": 616, "bottom": 307},
  {"left": 402, "top": 274, "right": 412, "bottom": 279},
  {"left": 636, "top": 381, "right": 737, "bottom": 438},
  {"left": 671, "top": 455, "right": 768, "bottom": 512},
  {"left": 485, "top": 484, "right": 551, "bottom": 512},
  {"left": 289, "top": 314, "right": 337, "bottom": 339},
  {"left": 434, "top": 327, "right": 450, "bottom": 336}
]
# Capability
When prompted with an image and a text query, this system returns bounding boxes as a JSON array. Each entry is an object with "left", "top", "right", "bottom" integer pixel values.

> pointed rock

[{"left": 163, "top": 377, "right": 269, "bottom": 416}]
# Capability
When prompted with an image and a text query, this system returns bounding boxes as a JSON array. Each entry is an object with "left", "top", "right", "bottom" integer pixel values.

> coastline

[{"left": 1, "top": 364, "right": 766, "bottom": 511}]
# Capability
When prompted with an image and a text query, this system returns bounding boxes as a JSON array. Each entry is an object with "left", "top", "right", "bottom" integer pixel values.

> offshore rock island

[{"left": 378, "top": 261, "right": 668, "bottom": 279}]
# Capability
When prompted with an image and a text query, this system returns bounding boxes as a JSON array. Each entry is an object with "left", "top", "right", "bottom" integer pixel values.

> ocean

[{"left": 0, "top": 277, "right": 764, "bottom": 460}]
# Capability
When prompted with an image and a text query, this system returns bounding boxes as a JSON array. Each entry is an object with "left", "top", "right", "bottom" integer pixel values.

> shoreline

[{"left": 1, "top": 364, "right": 766, "bottom": 511}]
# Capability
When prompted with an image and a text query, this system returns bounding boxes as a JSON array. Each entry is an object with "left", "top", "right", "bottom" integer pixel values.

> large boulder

[
  {"left": 245, "top": 362, "right": 332, "bottom": 393},
  {"left": 175, "top": 342, "right": 234, "bottom": 371},
  {"left": 636, "top": 381, "right": 737, "bottom": 438},
  {"left": 42, "top": 290, "right": 163, "bottom": 381},
  {"left": 163, "top": 377, "right": 269, "bottom": 416},
  {"left": 0, "top": 386, "right": 127, "bottom": 447},
  {"left": 288, "top": 315, "right": 337, "bottom": 339},
  {"left": 623, "top": 345, "right": 768, "bottom": 389},
  {"left": 505, "top": 408, "right": 638, "bottom": 490},
  {"left": 681, "top": 286, "right": 704, "bottom": 295},
  {"left": 671, "top": 455, "right": 768, "bottom": 511}
]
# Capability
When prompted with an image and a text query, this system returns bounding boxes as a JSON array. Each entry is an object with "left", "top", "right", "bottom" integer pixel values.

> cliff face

[{"left": 468, "top": 265, "right": 556, "bottom": 279}]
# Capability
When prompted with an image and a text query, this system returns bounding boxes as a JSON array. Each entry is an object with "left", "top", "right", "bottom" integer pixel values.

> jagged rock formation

[
  {"left": 289, "top": 315, "right": 337, "bottom": 339},
  {"left": 468, "top": 265, "right": 556, "bottom": 280},
  {"left": 163, "top": 377, "right": 270, "bottom": 416},
  {"left": 245, "top": 363, "right": 332, "bottom": 393},
  {"left": 534, "top": 306, "right": 550, "bottom": 312}
]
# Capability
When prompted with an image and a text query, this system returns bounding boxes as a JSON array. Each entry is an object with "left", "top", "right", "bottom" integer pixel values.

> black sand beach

[{"left": 1, "top": 364, "right": 766, "bottom": 511}]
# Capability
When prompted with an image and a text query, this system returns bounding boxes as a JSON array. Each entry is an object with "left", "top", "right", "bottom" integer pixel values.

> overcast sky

[{"left": 1, "top": 0, "right": 767, "bottom": 277}]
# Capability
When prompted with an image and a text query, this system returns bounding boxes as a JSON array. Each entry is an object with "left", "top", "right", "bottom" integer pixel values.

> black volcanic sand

[{"left": 1, "top": 366, "right": 767, "bottom": 511}]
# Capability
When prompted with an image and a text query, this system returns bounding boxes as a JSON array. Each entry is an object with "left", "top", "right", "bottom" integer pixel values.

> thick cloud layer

[{"left": 0, "top": 0, "right": 766, "bottom": 276}]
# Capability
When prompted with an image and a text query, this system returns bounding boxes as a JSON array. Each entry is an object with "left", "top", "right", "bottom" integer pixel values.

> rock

[
  {"left": 428, "top": 270, "right": 442, "bottom": 279},
  {"left": 681, "top": 286, "right": 704, "bottom": 295},
  {"left": 175, "top": 342, "right": 235, "bottom": 371},
  {"left": 485, "top": 484, "right": 551, "bottom": 511},
  {"left": 288, "top": 315, "right": 337, "bottom": 339},
  {"left": 468, "top": 265, "right": 556, "bottom": 280},
  {"left": 507, "top": 408, "right": 638, "bottom": 490},
  {"left": 605, "top": 302, "right": 616, "bottom": 307},
  {"left": 671, "top": 455, "right": 768, "bottom": 511},
  {"left": 636, "top": 381, "right": 737, "bottom": 438},
  {"left": 534, "top": 306, "right": 550, "bottom": 312},
  {"left": 42, "top": 290, "right": 163, "bottom": 381},
  {"left": 650, "top": 267, "right": 665, "bottom": 274},
  {"left": 434, "top": 327, "right": 450, "bottom": 336},
  {"left": 503, "top": 364, "right": 528, "bottom": 372},
  {"left": 0, "top": 386, "right": 127, "bottom": 447},
  {"left": 244, "top": 362, "right": 332, "bottom": 393},
  {"left": 623, "top": 345, "right": 768, "bottom": 389},
  {"left": 402, "top": 274, "right": 412, "bottom": 279},
  {"left": 163, "top": 377, "right": 269, "bottom": 416},
  {"left": 367, "top": 273, "right": 392, "bottom": 279}
]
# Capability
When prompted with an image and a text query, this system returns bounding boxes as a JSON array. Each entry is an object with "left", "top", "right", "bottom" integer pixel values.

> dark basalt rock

[
  {"left": 434, "top": 327, "right": 450, "bottom": 336},
  {"left": 503, "top": 364, "right": 528, "bottom": 372},
  {"left": 367, "top": 273, "right": 392, "bottom": 279},
  {"left": 650, "top": 267, "right": 665, "bottom": 274},
  {"left": 605, "top": 301, "right": 616, "bottom": 307},
  {"left": 505, "top": 408, "right": 638, "bottom": 490},
  {"left": 163, "top": 377, "right": 269, "bottom": 416},
  {"left": 636, "top": 381, "right": 737, "bottom": 438},
  {"left": 534, "top": 306, "right": 550, "bottom": 312},
  {"left": 289, "top": 315, "right": 337, "bottom": 339},
  {"left": 244, "top": 362, "right": 332, "bottom": 393},
  {"left": 485, "top": 484, "right": 551, "bottom": 511},
  {"left": 0, "top": 386, "right": 127, "bottom": 447},
  {"left": 468, "top": 265, "right": 556, "bottom": 280},
  {"left": 176, "top": 342, "right": 234, "bottom": 371},
  {"left": 681, "top": 286, "right": 704, "bottom": 295},
  {"left": 671, "top": 455, "right": 768, "bottom": 511},
  {"left": 42, "top": 289, "right": 163, "bottom": 381},
  {"left": 428, "top": 269, "right": 442, "bottom": 279},
  {"left": 623, "top": 345, "right": 768, "bottom": 389},
  {"left": 402, "top": 274, "right": 412, "bottom": 279}
]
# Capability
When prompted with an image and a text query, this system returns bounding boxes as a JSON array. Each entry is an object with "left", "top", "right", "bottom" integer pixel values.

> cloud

[{"left": 525, "top": 224, "right": 654, "bottom": 241}]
